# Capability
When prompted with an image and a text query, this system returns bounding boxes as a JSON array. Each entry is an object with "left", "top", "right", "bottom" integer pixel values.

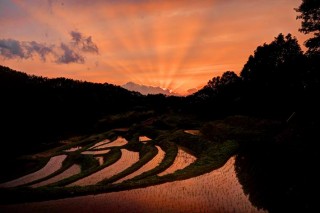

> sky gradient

[{"left": 0, "top": 0, "right": 310, "bottom": 95}]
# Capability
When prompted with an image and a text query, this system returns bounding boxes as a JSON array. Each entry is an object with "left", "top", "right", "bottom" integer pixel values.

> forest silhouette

[{"left": 0, "top": 0, "right": 319, "bottom": 212}]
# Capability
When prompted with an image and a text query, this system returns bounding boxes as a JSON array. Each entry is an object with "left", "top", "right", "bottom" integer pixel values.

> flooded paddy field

[
  {"left": 115, "top": 146, "right": 165, "bottom": 183},
  {"left": 158, "top": 148, "right": 196, "bottom": 176},
  {"left": 31, "top": 164, "right": 81, "bottom": 188},
  {"left": 0, "top": 157, "right": 264, "bottom": 213},
  {"left": 68, "top": 149, "right": 140, "bottom": 186},
  {"left": 0, "top": 155, "right": 67, "bottom": 188},
  {"left": 0, "top": 120, "right": 267, "bottom": 213}
]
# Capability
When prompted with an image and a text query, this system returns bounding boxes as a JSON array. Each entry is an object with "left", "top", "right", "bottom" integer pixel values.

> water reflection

[
  {"left": 115, "top": 146, "right": 165, "bottom": 183},
  {"left": 0, "top": 155, "right": 67, "bottom": 188},
  {"left": 139, "top": 136, "right": 152, "bottom": 143},
  {"left": 31, "top": 164, "right": 81, "bottom": 188},
  {"left": 69, "top": 149, "right": 139, "bottom": 186},
  {"left": 158, "top": 148, "right": 196, "bottom": 176},
  {"left": 64, "top": 146, "right": 82, "bottom": 152},
  {"left": 184, "top": 130, "right": 200, "bottom": 135}
]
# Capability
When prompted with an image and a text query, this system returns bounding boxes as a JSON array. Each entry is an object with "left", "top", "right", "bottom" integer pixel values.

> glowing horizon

[{"left": 0, "top": 0, "right": 310, "bottom": 95}]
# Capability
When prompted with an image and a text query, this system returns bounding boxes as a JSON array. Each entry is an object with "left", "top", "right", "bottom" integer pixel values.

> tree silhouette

[
  {"left": 296, "top": 0, "right": 320, "bottom": 54},
  {"left": 241, "top": 33, "right": 304, "bottom": 85},
  {"left": 239, "top": 34, "right": 307, "bottom": 117},
  {"left": 205, "top": 71, "right": 241, "bottom": 102},
  {"left": 185, "top": 71, "right": 242, "bottom": 117}
]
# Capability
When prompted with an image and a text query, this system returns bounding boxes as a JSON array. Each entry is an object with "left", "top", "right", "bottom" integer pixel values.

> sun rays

[{"left": 0, "top": 0, "right": 310, "bottom": 95}]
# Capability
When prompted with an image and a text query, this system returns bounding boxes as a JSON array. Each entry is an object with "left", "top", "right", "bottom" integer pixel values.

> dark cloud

[
  {"left": 70, "top": 31, "right": 82, "bottom": 44},
  {"left": 25, "top": 41, "right": 54, "bottom": 61},
  {"left": 70, "top": 31, "right": 99, "bottom": 53},
  {"left": 0, "top": 39, "right": 53, "bottom": 61},
  {"left": 0, "top": 30, "right": 98, "bottom": 64},
  {"left": 0, "top": 39, "right": 27, "bottom": 59},
  {"left": 56, "top": 43, "right": 85, "bottom": 64},
  {"left": 82, "top": 36, "right": 99, "bottom": 53}
]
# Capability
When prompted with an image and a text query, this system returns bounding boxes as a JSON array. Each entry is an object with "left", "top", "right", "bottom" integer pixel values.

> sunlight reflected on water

[{"left": 2, "top": 157, "right": 265, "bottom": 212}]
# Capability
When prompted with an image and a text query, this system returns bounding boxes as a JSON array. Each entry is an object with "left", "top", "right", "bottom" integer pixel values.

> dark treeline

[
  {"left": 0, "top": 66, "right": 144, "bottom": 156},
  {"left": 186, "top": 33, "right": 320, "bottom": 120}
]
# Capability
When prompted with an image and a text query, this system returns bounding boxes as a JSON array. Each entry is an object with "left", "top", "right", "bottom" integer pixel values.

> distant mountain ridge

[{"left": 122, "top": 82, "right": 179, "bottom": 96}]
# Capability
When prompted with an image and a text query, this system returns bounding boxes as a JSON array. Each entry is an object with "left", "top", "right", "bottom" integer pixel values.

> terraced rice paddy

[
  {"left": 95, "top": 136, "right": 128, "bottom": 148},
  {"left": 64, "top": 147, "right": 82, "bottom": 152},
  {"left": 0, "top": 155, "right": 67, "bottom": 188},
  {"left": 139, "top": 136, "right": 152, "bottom": 143},
  {"left": 115, "top": 146, "right": 165, "bottom": 183},
  {"left": 158, "top": 148, "right": 196, "bottom": 176},
  {"left": 31, "top": 164, "right": 81, "bottom": 188},
  {"left": 184, "top": 130, "right": 200, "bottom": 135},
  {"left": 0, "top": 127, "right": 262, "bottom": 212},
  {"left": 0, "top": 157, "right": 264, "bottom": 213},
  {"left": 88, "top": 139, "right": 110, "bottom": 149},
  {"left": 81, "top": 150, "right": 110, "bottom": 155},
  {"left": 68, "top": 149, "right": 140, "bottom": 186}
]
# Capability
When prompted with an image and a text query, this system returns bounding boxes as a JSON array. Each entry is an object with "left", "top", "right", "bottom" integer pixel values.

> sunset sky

[{"left": 0, "top": 0, "right": 310, "bottom": 95}]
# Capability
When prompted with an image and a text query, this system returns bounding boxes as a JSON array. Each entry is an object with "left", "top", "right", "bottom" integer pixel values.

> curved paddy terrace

[
  {"left": 81, "top": 150, "right": 111, "bottom": 155},
  {"left": 158, "top": 148, "right": 196, "bottom": 176},
  {"left": 31, "top": 164, "right": 81, "bottom": 188},
  {"left": 64, "top": 147, "right": 82, "bottom": 152},
  {"left": 88, "top": 139, "right": 111, "bottom": 150},
  {"left": 115, "top": 146, "right": 165, "bottom": 183},
  {"left": 68, "top": 149, "right": 140, "bottom": 186},
  {"left": 184, "top": 130, "right": 200, "bottom": 136},
  {"left": 0, "top": 155, "right": 67, "bottom": 188},
  {"left": 93, "top": 136, "right": 128, "bottom": 149},
  {"left": 139, "top": 136, "right": 152, "bottom": 143}
]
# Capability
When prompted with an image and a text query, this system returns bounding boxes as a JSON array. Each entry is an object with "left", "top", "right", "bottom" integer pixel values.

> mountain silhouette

[{"left": 122, "top": 82, "right": 179, "bottom": 96}]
